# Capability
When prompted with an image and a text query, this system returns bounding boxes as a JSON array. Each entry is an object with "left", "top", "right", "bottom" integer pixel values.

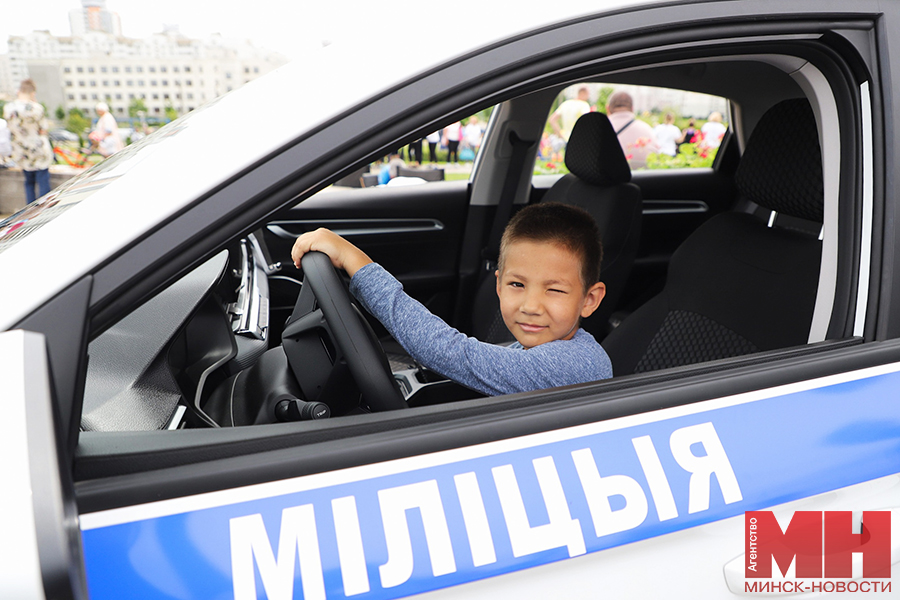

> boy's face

[{"left": 496, "top": 240, "right": 605, "bottom": 349}]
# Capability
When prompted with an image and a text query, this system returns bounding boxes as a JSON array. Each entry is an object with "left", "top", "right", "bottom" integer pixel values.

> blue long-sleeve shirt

[{"left": 349, "top": 263, "right": 613, "bottom": 396}]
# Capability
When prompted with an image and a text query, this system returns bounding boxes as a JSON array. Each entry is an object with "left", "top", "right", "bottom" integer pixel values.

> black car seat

[
  {"left": 602, "top": 98, "right": 824, "bottom": 375},
  {"left": 472, "top": 111, "right": 643, "bottom": 343}
]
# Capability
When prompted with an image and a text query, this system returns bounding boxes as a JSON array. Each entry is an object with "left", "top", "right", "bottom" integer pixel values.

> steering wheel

[{"left": 281, "top": 251, "right": 407, "bottom": 412}]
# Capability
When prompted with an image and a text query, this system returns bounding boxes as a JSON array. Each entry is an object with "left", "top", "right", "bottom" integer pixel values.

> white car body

[{"left": 3, "top": 0, "right": 900, "bottom": 598}]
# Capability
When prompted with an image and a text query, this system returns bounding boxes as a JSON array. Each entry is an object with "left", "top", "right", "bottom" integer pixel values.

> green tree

[
  {"left": 164, "top": 104, "right": 178, "bottom": 122},
  {"left": 128, "top": 98, "right": 148, "bottom": 118},
  {"left": 595, "top": 86, "right": 615, "bottom": 112},
  {"left": 55, "top": 105, "right": 65, "bottom": 121},
  {"left": 65, "top": 107, "right": 90, "bottom": 145}
]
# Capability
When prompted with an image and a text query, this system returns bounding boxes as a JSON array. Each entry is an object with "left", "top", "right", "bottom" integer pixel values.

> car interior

[{"left": 77, "top": 47, "right": 856, "bottom": 443}]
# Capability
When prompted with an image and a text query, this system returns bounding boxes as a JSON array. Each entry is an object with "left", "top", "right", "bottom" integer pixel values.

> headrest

[
  {"left": 564, "top": 112, "right": 632, "bottom": 186},
  {"left": 735, "top": 99, "right": 824, "bottom": 222}
]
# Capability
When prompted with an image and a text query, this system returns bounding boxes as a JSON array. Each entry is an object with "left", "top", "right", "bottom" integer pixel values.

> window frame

[{"left": 12, "top": 9, "right": 879, "bottom": 508}]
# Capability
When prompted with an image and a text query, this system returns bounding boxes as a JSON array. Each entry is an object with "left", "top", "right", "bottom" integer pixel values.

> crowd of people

[
  {"left": 1, "top": 79, "right": 127, "bottom": 207},
  {"left": 392, "top": 115, "right": 486, "bottom": 167},
  {"left": 542, "top": 87, "right": 728, "bottom": 169},
  {"left": 373, "top": 115, "right": 486, "bottom": 185}
]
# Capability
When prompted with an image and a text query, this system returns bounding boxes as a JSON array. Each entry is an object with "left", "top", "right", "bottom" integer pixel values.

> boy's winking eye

[{"left": 495, "top": 238, "right": 604, "bottom": 349}]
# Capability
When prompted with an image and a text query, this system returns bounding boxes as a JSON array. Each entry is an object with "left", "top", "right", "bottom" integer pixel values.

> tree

[
  {"left": 55, "top": 105, "right": 65, "bottom": 121},
  {"left": 596, "top": 86, "right": 615, "bottom": 112},
  {"left": 164, "top": 103, "right": 178, "bottom": 122},
  {"left": 128, "top": 98, "right": 148, "bottom": 119},
  {"left": 65, "top": 107, "right": 90, "bottom": 145}
]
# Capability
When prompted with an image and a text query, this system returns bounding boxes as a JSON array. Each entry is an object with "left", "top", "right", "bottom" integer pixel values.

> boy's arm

[
  {"left": 291, "top": 229, "right": 612, "bottom": 396},
  {"left": 351, "top": 263, "right": 612, "bottom": 396},
  {"left": 291, "top": 228, "right": 373, "bottom": 276}
]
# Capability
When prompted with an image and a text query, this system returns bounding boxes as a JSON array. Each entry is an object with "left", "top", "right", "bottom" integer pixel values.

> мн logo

[{"left": 745, "top": 511, "right": 891, "bottom": 579}]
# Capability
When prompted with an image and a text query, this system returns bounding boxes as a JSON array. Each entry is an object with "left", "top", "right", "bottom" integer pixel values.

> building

[
  {"left": 69, "top": 0, "right": 122, "bottom": 37},
  {"left": 2, "top": 7, "right": 288, "bottom": 123}
]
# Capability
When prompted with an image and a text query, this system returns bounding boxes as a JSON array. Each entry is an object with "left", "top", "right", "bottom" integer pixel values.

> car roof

[{"left": 0, "top": 0, "right": 665, "bottom": 329}]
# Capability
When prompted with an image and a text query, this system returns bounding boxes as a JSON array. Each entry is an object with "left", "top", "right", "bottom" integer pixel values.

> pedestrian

[
  {"left": 426, "top": 130, "right": 441, "bottom": 162},
  {"left": 678, "top": 118, "right": 698, "bottom": 150},
  {"left": 3, "top": 79, "right": 53, "bottom": 204},
  {"left": 408, "top": 138, "right": 423, "bottom": 164},
  {"left": 606, "top": 90, "right": 659, "bottom": 169},
  {"left": 463, "top": 115, "right": 485, "bottom": 152},
  {"left": 549, "top": 86, "right": 591, "bottom": 143},
  {"left": 700, "top": 111, "right": 727, "bottom": 149},
  {"left": 92, "top": 102, "right": 123, "bottom": 157},
  {"left": 443, "top": 121, "right": 462, "bottom": 163},
  {"left": 0, "top": 118, "right": 11, "bottom": 165},
  {"left": 653, "top": 113, "right": 681, "bottom": 157}
]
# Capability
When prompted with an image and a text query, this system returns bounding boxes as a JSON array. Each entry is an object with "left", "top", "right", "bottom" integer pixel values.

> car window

[
  {"left": 329, "top": 109, "right": 493, "bottom": 191},
  {"left": 537, "top": 83, "right": 729, "bottom": 175}
]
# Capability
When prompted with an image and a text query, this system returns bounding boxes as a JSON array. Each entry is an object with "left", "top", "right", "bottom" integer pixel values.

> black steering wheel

[{"left": 281, "top": 251, "right": 407, "bottom": 412}]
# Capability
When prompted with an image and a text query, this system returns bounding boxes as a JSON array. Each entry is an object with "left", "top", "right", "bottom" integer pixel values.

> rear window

[{"left": 537, "top": 83, "right": 729, "bottom": 175}]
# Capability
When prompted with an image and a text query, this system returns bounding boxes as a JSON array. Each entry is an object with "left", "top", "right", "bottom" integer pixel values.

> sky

[{"left": 0, "top": 0, "right": 390, "bottom": 60}]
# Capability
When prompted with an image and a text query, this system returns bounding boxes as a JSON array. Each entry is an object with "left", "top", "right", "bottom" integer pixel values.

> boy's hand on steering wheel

[{"left": 291, "top": 228, "right": 373, "bottom": 277}]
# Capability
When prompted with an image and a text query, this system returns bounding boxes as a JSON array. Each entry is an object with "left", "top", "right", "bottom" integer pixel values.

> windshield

[{"left": 0, "top": 116, "right": 197, "bottom": 255}]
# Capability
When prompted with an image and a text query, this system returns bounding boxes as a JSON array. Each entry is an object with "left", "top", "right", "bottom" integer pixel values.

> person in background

[
  {"left": 408, "top": 138, "right": 423, "bottom": 164},
  {"left": 463, "top": 115, "right": 485, "bottom": 152},
  {"left": 92, "top": 102, "right": 124, "bottom": 158},
  {"left": 3, "top": 79, "right": 53, "bottom": 204},
  {"left": 443, "top": 121, "right": 462, "bottom": 163},
  {"left": 426, "top": 130, "right": 442, "bottom": 162},
  {"left": 378, "top": 150, "right": 407, "bottom": 185},
  {"left": 549, "top": 86, "right": 591, "bottom": 144},
  {"left": 700, "top": 111, "right": 727, "bottom": 149},
  {"left": 678, "top": 118, "right": 698, "bottom": 150},
  {"left": 0, "top": 118, "right": 11, "bottom": 165},
  {"left": 606, "top": 90, "right": 658, "bottom": 169},
  {"left": 653, "top": 113, "right": 681, "bottom": 157}
]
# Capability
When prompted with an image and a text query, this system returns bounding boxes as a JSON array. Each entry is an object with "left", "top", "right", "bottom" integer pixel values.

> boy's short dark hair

[{"left": 499, "top": 202, "right": 603, "bottom": 289}]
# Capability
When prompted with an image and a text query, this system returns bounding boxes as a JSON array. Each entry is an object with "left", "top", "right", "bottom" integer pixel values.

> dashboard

[{"left": 81, "top": 233, "right": 477, "bottom": 432}]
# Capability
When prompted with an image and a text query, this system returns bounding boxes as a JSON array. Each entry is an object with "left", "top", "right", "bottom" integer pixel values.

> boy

[{"left": 291, "top": 202, "right": 612, "bottom": 396}]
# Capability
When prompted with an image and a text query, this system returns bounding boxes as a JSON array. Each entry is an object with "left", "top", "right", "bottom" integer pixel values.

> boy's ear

[
  {"left": 495, "top": 269, "right": 500, "bottom": 293},
  {"left": 580, "top": 282, "right": 606, "bottom": 318}
]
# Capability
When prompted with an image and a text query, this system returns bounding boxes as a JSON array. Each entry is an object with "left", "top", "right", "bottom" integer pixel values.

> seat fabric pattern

[
  {"left": 602, "top": 98, "right": 824, "bottom": 376},
  {"left": 634, "top": 310, "right": 758, "bottom": 373},
  {"left": 564, "top": 112, "right": 632, "bottom": 186},
  {"left": 734, "top": 98, "right": 824, "bottom": 222},
  {"left": 472, "top": 112, "right": 642, "bottom": 344}
]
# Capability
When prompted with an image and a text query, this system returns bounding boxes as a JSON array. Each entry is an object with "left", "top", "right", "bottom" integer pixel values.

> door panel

[
  {"left": 75, "top": 338, "right": 900, "bottom": 599},
  {"left": 264, "top": 180, "right": 470, "bottom": 322},
  {"left": 1, "top": 330, "right": 87, "bottom": 599}
]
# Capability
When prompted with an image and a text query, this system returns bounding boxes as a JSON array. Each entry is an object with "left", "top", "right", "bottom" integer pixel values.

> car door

[
  {"left": 10, "top": 1, "right": 900, "bottom": 598},
  {"left": 0, "top": 330, "right": 87, "bottom": 599},
  {"left": 263, "top": 178, "right": 472, "bottom": 325}
]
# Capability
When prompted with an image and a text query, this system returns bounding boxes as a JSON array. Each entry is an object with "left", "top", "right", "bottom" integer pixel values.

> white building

[
  {"left": 69, "top": 0, "right": 122, "bottom": 37},
  {"left": 3, "top": 26, "right": 287, "bottom": 122}
]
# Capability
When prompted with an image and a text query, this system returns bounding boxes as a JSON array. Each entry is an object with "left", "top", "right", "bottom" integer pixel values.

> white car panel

[
  {"left": 79, "top": 362, "right": 900, "bottom": 598},
  {"left": 0, "top": 0, "right": 652, "bottom": 330}
]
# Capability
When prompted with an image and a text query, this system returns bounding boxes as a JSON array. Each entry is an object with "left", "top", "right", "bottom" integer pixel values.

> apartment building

[{"left": 4, "top": 28, "right": 287, "bottom": 121}]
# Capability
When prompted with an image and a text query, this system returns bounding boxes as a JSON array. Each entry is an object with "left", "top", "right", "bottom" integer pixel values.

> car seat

[
  {"left": 472, "top": 111, "right": 643, "bottom": 343},
  {"left": 602, "top": 98, "right": 824, "bottom": 375}
]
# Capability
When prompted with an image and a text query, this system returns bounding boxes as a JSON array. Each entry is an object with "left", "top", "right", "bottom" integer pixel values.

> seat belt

[{"left": 481, "top": 130, "right": 536, "bottom": 267}]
